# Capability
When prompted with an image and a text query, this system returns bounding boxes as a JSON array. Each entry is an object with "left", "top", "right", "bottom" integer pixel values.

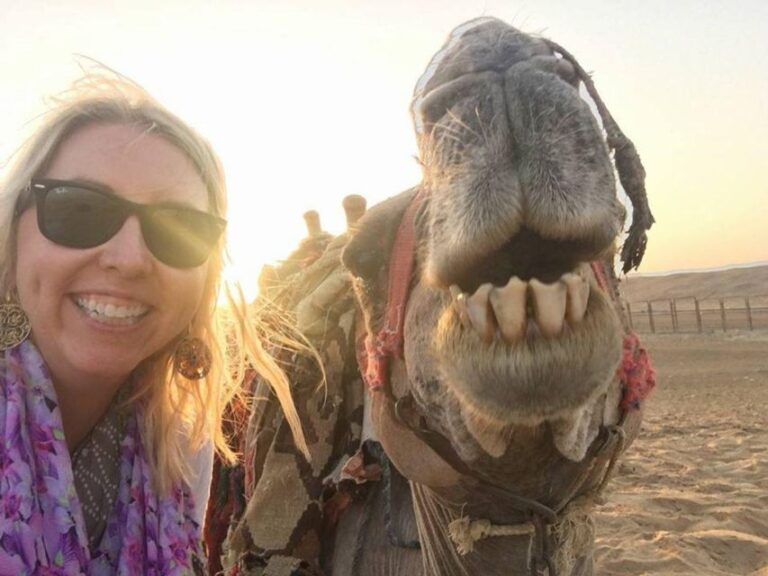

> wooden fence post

[
  {"left": 647, "top": 301, "right": 655, "bottom": 334},
  {"left": 694, "top": 298, "right": 702, "bottom": 333},
  {"left": 670, "top": 299, "right": 678, "bottom": 332},
  {"left": 745, "top": 297, "right": 753, "bottom": 331},
  {"left": 719, "top": 299, "right": 727, "bottom": 332},
  {"left": 626, "top": 302, "right": 634, "bottom": 330}
]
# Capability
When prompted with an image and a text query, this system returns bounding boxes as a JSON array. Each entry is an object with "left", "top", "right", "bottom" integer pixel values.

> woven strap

[{"left": 363, "top": 191, "right": 425, "bottom": 391}]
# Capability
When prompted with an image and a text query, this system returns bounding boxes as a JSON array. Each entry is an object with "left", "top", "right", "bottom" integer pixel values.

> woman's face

[{"left": 14, "top": 123, "right": 211, "bottom": 392}]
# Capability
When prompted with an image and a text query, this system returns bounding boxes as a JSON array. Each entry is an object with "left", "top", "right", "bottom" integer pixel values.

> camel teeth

[
  {"left": 562, "top": 273, "right": 590, "bottom": 324},
  {"left": 529, "top": 278, "right": 567, "bottom": 338},
  {"left": 489, "top": 277, "right": 527, "bottom": 344},
  {"left": 466, "top": 283, "right": 496, "bottom": 343},
  {"left": 451, "top": 272, "right": 583, "bottom": 343},
  {"left": 450, "top": 284, "right": 472, "bottom": 330}
]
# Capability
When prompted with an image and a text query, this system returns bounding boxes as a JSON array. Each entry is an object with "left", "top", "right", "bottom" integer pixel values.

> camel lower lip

[{"left": 433, "top": 287, "right": 623, "bottom": 427}]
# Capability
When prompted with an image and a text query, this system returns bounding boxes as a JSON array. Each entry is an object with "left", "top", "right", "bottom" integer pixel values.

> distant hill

[{"left": 619, "top": 264, "right": 768, "bottom": 303}]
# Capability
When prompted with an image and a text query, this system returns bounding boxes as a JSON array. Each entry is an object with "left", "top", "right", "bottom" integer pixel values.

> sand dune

[
  {"left": 593, "top": 332, "right": 768, "bottom": 575},
  {"left": 620, "top": 265, "right": 768, "bottom": 303}
]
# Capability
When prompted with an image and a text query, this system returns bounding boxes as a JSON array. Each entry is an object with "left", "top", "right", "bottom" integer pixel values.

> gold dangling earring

[
  {"left": 0, "top": 290, "right": 31, "bottom": 351},
  {"left": 173, "top": 330, "right": 212, "bottom": 380}
]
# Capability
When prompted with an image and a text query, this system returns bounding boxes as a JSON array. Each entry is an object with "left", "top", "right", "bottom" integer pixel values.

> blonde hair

[{"left": 0, "top": 70, "right": 307, "bottom": 493}]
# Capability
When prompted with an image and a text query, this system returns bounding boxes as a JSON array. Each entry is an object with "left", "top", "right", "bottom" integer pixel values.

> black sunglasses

[{"left": 26, "top": 179, "right": 226, "bottom": 269}]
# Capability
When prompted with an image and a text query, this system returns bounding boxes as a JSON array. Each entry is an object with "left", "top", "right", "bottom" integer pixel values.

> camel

[{"left": 207, "top": 17, "right": 655, "bottom": 576}]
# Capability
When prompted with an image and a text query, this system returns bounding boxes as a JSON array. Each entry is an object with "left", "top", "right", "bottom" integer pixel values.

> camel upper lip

[{"left": 431, "top": 227, "right": 599, "bottom": 294}]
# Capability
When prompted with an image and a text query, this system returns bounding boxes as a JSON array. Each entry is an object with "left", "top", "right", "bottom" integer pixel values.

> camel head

[{"left": 343, "top": 18, "right": 652, "bottom": 469}]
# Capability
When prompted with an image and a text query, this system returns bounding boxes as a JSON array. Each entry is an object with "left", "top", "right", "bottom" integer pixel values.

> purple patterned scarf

[{"left": 0, "top": 341, "right": 204, "bottom": 575}]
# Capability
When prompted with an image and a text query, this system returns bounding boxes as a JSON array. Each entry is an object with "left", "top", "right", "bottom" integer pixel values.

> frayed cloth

[{"left": 619, "top": 333, "right": 656, "bottom": 411}]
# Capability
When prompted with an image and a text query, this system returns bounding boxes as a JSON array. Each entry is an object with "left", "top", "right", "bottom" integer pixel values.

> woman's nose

[{"left": 97, "top": 215, "right": 154, "bottom": 276}]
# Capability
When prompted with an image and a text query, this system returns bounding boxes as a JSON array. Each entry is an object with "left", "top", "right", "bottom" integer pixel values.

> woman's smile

[{"left": 73, "top": 293, "right": 151, "bottom": 325}]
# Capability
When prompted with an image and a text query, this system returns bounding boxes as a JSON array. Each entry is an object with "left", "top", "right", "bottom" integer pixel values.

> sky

[{"left": 2, "top": 0, "right": 766, "bottom": 299}]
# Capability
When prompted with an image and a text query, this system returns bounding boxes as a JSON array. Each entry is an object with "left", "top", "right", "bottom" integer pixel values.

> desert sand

[{"left": 593, "top": 331, "right": 768, "bottom": 575}]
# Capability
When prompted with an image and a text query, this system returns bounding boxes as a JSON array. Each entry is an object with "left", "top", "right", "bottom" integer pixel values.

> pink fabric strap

[
  {"left": 363, "top": 191, "right": 424, "bottom": 391},
  {"left": 590, "top": 260, "right": 656, "bottom": 410}
]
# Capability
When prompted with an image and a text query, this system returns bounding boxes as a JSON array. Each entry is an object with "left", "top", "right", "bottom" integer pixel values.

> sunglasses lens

[
  {"left": 142, "top": 207, "right": 224, "bottom": 268},
  {"left": 34, "top": 181, "right": 223, "bottom": 268},
  {"left": 38, "top": 185, "right": 125, "bottom": 248}
]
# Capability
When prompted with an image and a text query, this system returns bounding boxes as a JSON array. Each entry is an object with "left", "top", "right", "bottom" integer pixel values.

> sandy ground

[{"left": 594, "top": 331, "right": 768, "bottom": 575}]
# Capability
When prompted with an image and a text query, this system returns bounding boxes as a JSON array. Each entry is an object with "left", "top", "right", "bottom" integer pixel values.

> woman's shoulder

[{"left": 186, "top": 436, "right": 215, "bottom": 526}]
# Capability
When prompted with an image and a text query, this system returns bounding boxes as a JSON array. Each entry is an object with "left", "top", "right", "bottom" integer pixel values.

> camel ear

[{"left": 342, "top": 188, "right": 419, "bottom": 282}]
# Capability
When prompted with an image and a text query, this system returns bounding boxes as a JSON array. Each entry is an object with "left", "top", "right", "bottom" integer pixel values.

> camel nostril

[{"left": 525, "top": 54, "right": 578, "bottom": 87}]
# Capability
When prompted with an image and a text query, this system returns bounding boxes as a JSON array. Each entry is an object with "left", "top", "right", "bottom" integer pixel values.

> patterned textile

[
  {"left": 0, "top": 340, "right": 204, "bottom": 575},
  {"left": 207, "top": 235, "right": 366, "bottom": 576},
  {"left": 72, "top": 392, "right": 124, "bottom": 552}
]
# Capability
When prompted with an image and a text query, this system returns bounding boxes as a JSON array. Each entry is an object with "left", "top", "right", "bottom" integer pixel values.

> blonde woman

[{"left": 0, "top": 75, "right": 304, "bottom": 573}]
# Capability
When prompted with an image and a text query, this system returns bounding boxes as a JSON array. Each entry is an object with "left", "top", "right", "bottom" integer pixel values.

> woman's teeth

[{"left": 75, "top": 297, "right": 149, "bottom": 323}]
